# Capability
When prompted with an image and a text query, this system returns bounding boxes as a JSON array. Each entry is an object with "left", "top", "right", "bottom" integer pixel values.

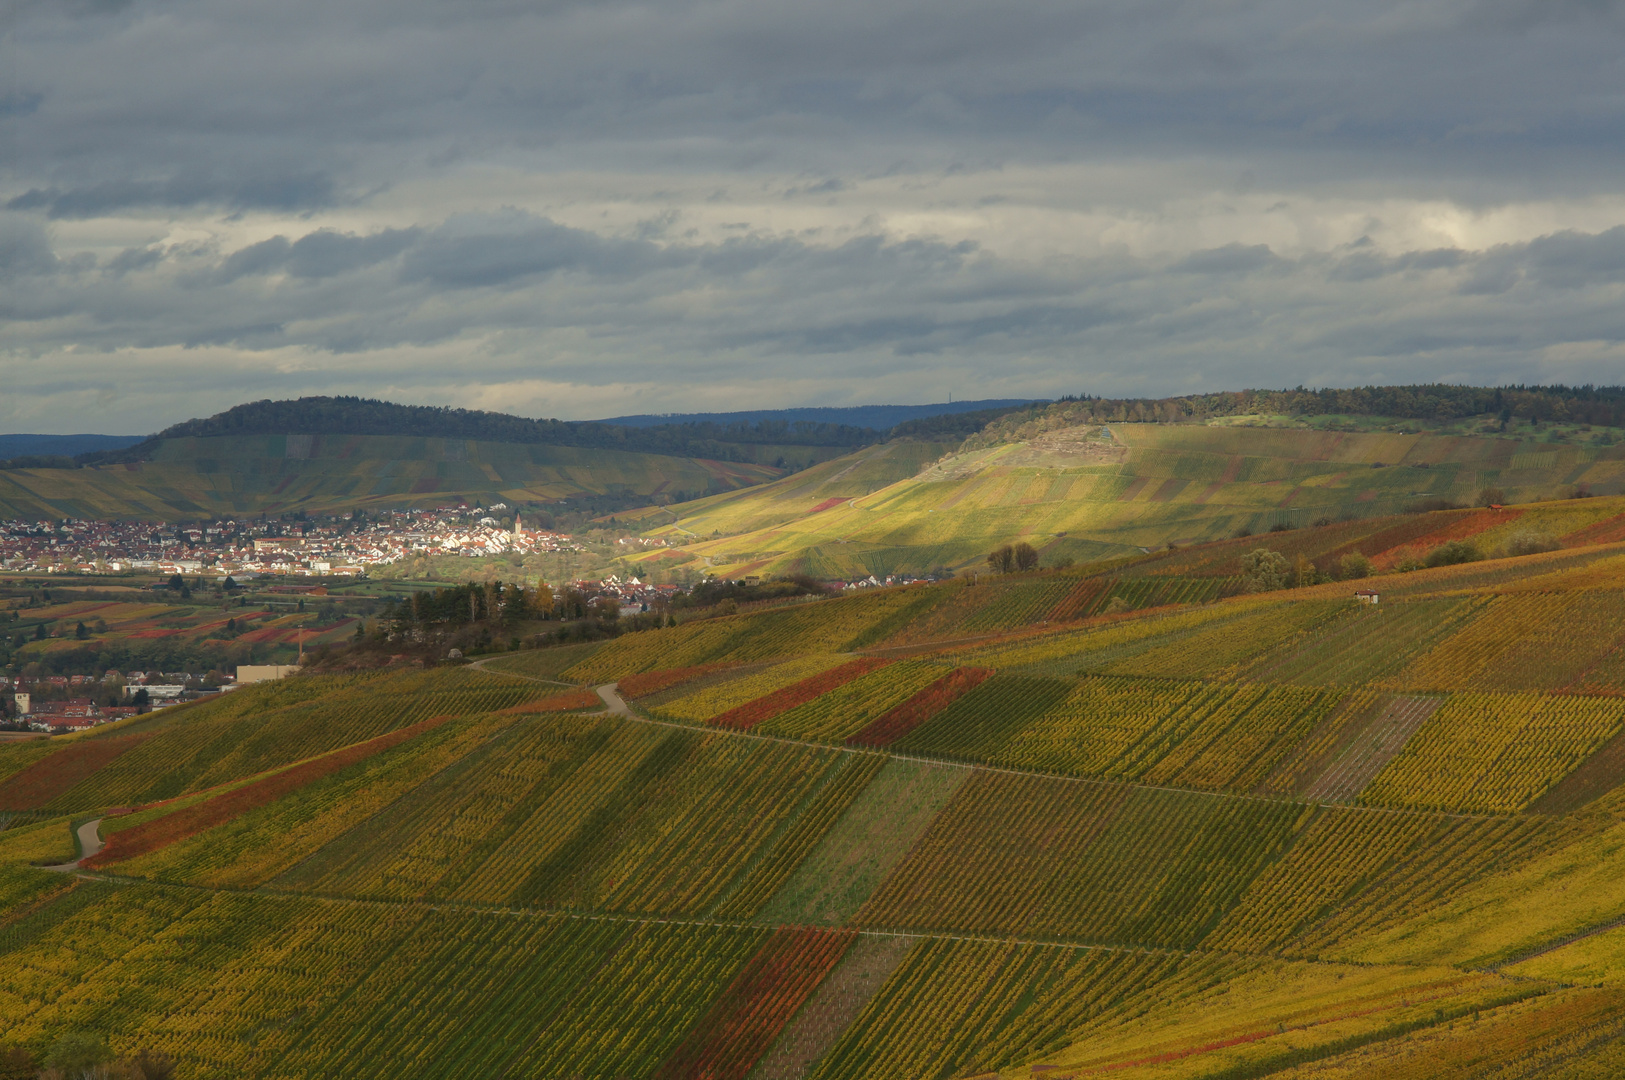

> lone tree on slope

[{"left": 1241, "top": 549, "right": 1291, "bottom": 593}]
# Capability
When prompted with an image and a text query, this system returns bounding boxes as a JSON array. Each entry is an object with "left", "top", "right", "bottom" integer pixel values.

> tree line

[
  {"left": 56, "top": 397, "right": 883, "bottom": 472},
  {"left": 961, "top": 384, "right": 1625, "bottom": 452}
]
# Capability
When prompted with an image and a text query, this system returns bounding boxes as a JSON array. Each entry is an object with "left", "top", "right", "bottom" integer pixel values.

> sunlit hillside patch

[
  {"left": 0, "top": 434, "right": 804, "bottom": 521},
  {"left": 619, "top": 421, "right": 1625, "bottom": 579}
]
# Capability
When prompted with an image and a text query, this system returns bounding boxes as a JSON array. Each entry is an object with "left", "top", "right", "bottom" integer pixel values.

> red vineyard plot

[
  {"left": 1562, "top": 513, "right": 1625, "bottom": 547},
  {"left": 84, "top": 714, "right": 452, "bottom": 868},
  {"left": 654, "top": 926, "right": 856, "bottom": 1080},
  {"left": 617, "top": 662, "right": 739, "bottom": 699},
  {"left": 709, "top": 658, "right": 895, "bottom": 731},
  {"left": 0, "top": 734, "right": 154, "bottom": 811},
  {"left": 847, "top": 667, "right": 995, "bottom": 747}
]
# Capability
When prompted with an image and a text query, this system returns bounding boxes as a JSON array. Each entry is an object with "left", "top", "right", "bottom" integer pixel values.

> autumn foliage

[
  {"left": 0, "top": 734, "right": 153, "bottom": 812},
  {"left": 653, "top": 926, "right": 855, "bottom": 1080},
  {"left": 85, "top": 715, "right": 451, "bottom": 867},
  {"left": 1560, "top": 514, "right": 1625, "bottom": 547},
  {"left": 709, "top": 658, "right": 893, "bottom": 730},
  {"left": 617, "top": 662, "right": 739, "bottom": 699},
  {"left": 847, "top": 667, "right": 995, "bottom": 747}
]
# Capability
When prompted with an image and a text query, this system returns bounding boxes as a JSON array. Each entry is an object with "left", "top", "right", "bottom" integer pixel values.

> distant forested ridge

[
  {"left": 595, "top": 399, "right": 1047, "bottom": 429},
  {"left": 964, "top": 384, "right": 1625, "bottom": 450},
  {"left": 66, "top": 397, "right": 883, "bottom": 468}
]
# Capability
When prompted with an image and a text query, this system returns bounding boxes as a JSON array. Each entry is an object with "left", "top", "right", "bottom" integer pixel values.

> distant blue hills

[{"left": 595, "top": 399, "right": 1048, "bottom": 430}]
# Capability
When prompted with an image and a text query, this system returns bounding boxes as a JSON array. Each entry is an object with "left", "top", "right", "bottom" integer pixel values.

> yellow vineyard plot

[
  {"left": 1389, "top": 591, "right": 1625, "bottom": 692},
  {"left": 1360, "top": 692, "right": 1625, "bottom": 813}
]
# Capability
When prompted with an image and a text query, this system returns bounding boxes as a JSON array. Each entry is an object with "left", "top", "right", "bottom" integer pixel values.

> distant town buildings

[{"left": 0, "top": 505, "right": 589, "bottom": 577}]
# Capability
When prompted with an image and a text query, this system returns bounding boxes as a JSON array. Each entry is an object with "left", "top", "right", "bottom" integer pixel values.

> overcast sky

[{"left": 4, "top": 0, "right": 1625, "bottom": 433}]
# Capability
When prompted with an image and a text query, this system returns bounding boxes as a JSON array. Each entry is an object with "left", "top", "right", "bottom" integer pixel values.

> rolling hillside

[
  {"left": 619, "top": 420, "right": 1625, "bottom": 578},
  {"left": 6, "top": 513, "right": 1625, "bottom": 1076},
  {"left": 0, "top": 394, "right": 949, "bottom": 521},
  {"left": 0, "top": 434, "right": 804, "bottom": 520}
]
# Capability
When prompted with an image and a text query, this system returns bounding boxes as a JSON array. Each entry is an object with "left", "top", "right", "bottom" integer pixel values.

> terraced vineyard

[{"left": 8, "top": 493, "right": 1625, "bottom": 1077}]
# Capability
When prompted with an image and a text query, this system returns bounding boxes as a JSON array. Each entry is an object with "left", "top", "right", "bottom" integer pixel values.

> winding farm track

[
  {"left": 44, "top": 817, "right": 104, "bottom": 872},
  {"left": 464, "top": 656, "right": 576, "bottom": 687}
]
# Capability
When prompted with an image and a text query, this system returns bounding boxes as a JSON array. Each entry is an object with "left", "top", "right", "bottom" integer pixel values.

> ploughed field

[{"left": 10, "top": 529, "right": 1625, "bottom": 1076}]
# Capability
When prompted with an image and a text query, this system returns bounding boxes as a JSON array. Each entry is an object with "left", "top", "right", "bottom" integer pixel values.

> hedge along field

[
  {"left": 856, "top": 778, "right": 1300, "bottom": 947},
  {"left": 1359, "top": 692, "right": 1625, "bottom": 813},
  {"left": 18, "top": 667, "right": 558, "bottom": 813}
]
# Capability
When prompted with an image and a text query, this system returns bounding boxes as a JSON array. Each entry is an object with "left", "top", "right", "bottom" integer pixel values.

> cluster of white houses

[{"left": 0, "top": 507, "right": 584, "bottom": 577}]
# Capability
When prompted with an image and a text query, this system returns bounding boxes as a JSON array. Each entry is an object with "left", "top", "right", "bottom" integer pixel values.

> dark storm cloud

[
  {"left": 1520, "top": 227, "right": 1625, "bottom": 287},
  {"left": 6, "top": 0, "right": 1625, "bottom": 200}
]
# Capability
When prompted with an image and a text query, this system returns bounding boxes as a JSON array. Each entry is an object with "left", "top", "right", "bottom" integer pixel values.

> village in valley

[{"left": 0, "top": 503, "right": 590, "bottom": 578}]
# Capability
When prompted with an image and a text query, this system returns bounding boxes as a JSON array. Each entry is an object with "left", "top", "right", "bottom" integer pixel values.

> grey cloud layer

[
  {"left": 8, "top": 0, "right": 1625, "bottom": 204},
  {"left": 5, "top": 212, "right": 1625, "bottom": 387},
  {"left": 5, "top": 0, "right": 1625, "bottom": 430}
]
